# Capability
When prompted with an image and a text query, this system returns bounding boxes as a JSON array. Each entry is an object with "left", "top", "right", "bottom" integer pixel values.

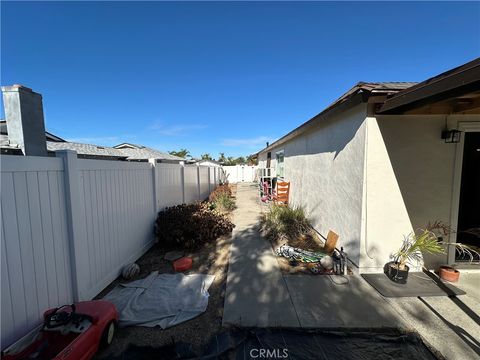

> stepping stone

[{"left": 164, "top": 251, "right": 184, "bottom": 262}]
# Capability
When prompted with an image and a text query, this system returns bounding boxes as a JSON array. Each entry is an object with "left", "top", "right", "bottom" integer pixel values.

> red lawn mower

[{"left": 2, "top": 300, "right": 118, "bottom": 360}]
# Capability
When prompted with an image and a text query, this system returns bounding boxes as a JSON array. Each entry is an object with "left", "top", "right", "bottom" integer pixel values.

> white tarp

[{"left": 104, "top": 272, "right": 215, "bottom": 328}]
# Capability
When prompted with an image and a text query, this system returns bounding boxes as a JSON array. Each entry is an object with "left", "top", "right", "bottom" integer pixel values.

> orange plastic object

[{"left": 173, "top": 257, "right": 193, "bottom": 272}]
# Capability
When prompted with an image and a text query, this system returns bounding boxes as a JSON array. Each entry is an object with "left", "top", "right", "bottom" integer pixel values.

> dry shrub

[
  {"left": 208, "top": 184, "right": 232, "bottom": 202},
  {"left": 212, "top": 193, "right": 236, "bottom": 213},
  {"left": 155, "top": 203, "right": 235, "bottom": 250},
  {"left": 262, "top": 204, "right": 322, "bottom": 251}
]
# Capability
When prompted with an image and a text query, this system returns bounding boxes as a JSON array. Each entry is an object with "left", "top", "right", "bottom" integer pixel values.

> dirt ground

[
  {"left": 261, "top": 219, "right": 352, "bottom": 275},
  {"left": 94, "top": 186, "right": 236, "bottom": 359}
]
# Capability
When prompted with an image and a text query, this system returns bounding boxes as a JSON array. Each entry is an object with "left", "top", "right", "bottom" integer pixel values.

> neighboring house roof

[
  {"left": 257, "top": 81, "right": 417, "bottom": 155},
  {"left": 196, "top": 159, "right": 221, "bottom": 166},
  {"left": 378, "top": 57, "right": 480, "bottom": 114},
  {"left": 47, "top": 141, "right": 127, "bottom": 158},
  {"left": 1, "top": 120, "right": 65, "bottom": 143},
  {"left": 0, "top": 123, "right": 183, "bottom": 161},
  {"left": 113, "top": 143, "right": 184, "bottom": 161}
]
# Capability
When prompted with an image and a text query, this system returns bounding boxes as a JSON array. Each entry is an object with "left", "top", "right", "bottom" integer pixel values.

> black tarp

[{"left": 107, "top": 328, "right": 438, "bottom": 360}]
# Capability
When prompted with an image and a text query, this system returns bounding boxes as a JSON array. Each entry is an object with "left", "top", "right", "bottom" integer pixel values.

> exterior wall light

[{"left": 441, "top": 129, "right": 462, "bottom": 143}]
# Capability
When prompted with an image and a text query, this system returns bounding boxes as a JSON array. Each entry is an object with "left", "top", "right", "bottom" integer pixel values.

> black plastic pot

[{"left": 385, "top": 261, "right": 409, "bottom": 284}]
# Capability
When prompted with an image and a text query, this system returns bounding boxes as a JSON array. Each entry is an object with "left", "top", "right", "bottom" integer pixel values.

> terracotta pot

[{"left": 439, "top": 266, "right": 460, "bottom": 282}]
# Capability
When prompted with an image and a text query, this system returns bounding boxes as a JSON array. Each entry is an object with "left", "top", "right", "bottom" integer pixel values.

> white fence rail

[
  {"left": 222, "top": 165, "right": 257, "bottom": 183},
  {"left": 0, "top": 153, "right": 218, "bottom": 349}
]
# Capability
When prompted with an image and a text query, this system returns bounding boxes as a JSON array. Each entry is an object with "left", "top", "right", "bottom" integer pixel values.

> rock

[
  {"left": 320, "top": 256, "right": 334, "bottom": 270},
  {"left": 164, "top": 251, "right": 184, "bottom": 262},
  {"left": 122, "top": 263, "right": 140, "bottom": 280}
]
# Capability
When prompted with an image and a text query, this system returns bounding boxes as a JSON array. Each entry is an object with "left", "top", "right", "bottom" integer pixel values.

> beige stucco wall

[
  {"left": 258, "top": 108, "right": 479, "bottom": 272},
  {"left": 371, "top": 114, "right": 480, "bottom": 270},
  {"left": 258, "top": 103, "right": 368, "bottom": 266}
]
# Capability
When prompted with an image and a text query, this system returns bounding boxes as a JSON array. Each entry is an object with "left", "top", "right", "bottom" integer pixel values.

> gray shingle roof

[
  {"left": 114, "top": 145, "right": 184, "bottom": 161},
  {"left": 47, "top": 141, "right": 127, "bottom": 158},
  {"left": 1, "top": 129, "right": 183, "bottom": 161}
]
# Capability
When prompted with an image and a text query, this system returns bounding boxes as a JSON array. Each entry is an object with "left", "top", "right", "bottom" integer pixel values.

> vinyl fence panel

[
  {"left": 184, "top": 166, "right": 199, "bottom": 204},
  {"left": 155, "top": 163, "right": 184, "bottom": 210},
  {"left": 209, "top": 167, "right": 216, "bottom": 192},
  {"left": 1, "top": 154, "right": 218, "bottom": 350},
  {"left": 222, "top": 165, "right": 257, "bottom": 183},
  {"left": 77, "top": 159, "right": 155, "bottom": 300},
  {"left": 1, "top": 156, "right": 73, "bottom": 348},
  {"left": 199, "top": 166, "right": 209, "bottom": 200}
]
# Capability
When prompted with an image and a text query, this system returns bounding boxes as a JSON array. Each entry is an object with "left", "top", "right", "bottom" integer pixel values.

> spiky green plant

[{"left": 393, "top": 229, "right": 445, "bottom": 270}]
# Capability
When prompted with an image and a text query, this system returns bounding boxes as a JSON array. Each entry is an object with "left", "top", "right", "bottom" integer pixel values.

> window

[
  {"left": 276, "top": 150, "right": 284, "bottom": 178},
  {"left": 266, "top": 152, "right": 271, "bottom": 168}
]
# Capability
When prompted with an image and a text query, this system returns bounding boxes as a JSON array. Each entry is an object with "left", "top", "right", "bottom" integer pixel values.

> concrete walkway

[
  {"left": 222, "top": 183, "right": 480, "bottom": 360},
  {"left": 222, "top": 183, "right": 299, "bottom": 327},
  {"left": 222, "top": 183, "right": 402, "bottom": 329}
]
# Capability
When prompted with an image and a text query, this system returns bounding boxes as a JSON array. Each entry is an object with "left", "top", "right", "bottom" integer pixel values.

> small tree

[
  {"left": 201, "top": 153, "right": 214, "bottom": 160},
  {"left": 218, "top": 152, "right": 227, "bottom": 164},
  {"left": 169, "top": 149, "right": 190, "bottom": 158}
]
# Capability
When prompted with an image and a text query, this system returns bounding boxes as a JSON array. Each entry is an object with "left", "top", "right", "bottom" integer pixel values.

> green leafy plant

[
  {"left": 393, "top": 222, "right": 480, "bottom": 270},
  {"left": 392, "top": 229, "right": 445, "bottom": 270}
]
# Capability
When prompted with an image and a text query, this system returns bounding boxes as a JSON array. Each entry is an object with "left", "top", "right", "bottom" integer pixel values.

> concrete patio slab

[
  {"left": 385, "top": 273, "right": 480, "bottom": 360},
  {"left": 284, "top": 274, "right": 405, "bottom": 328}
]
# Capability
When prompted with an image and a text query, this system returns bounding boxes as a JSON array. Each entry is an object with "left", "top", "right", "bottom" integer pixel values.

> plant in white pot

[{"left": 386, "top": 229, "right": 444, "bottom": 284}]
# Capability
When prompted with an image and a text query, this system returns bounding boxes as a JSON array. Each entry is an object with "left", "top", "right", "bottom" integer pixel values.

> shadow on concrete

[{"left": 418, "top": 297, "right": 480, "bottom": 357}]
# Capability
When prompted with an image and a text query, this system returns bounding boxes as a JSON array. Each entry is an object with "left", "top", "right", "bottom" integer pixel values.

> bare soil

[{"left": 94, "top": 186, "right": 236, "bottom": 359}]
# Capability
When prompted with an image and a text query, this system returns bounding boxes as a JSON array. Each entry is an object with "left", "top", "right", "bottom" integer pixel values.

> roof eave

[{"left": 378, "top": 57, "right": 480, "bottom": 114}]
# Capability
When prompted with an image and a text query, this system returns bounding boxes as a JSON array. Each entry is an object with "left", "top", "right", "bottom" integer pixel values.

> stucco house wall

[
  {"left": 370, "top": 114, "right": 480, "bottom": 269},
  {"left": 258, "top": 103, "right": 368, "bottom": 266},
  {"left": 259, "top": 106, "right": 479, "bottom": 273}
]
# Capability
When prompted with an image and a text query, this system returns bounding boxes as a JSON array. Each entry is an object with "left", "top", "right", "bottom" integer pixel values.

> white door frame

[{"left": 448, "top": 121, "right": 480, "bottom": 265}]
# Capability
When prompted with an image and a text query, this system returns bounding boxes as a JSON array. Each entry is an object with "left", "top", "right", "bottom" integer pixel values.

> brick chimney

[{"left": 1, "top": 84, "right": 47, "bottom": 156}]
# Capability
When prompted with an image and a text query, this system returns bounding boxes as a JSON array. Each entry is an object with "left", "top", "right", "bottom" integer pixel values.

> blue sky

[{"left": 1, "top": 2, "right": 479, "bottom": 158}]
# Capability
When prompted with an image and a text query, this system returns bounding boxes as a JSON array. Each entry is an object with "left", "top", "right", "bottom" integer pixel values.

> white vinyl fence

[
  {"left": 0, "top": 152, "right": 220, "bottom": 349},
  {"left": 222, "top": 165, "right": 257, "bottom": 183}
]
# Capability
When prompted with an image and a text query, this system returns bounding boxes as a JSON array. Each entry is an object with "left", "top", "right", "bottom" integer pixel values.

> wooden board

[{"left": 324, "top": 230, "right": 339, "bottom": 255}]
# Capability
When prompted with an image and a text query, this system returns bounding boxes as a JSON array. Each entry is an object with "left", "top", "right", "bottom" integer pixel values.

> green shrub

[{"left": 155, "top": 203, "right": 235, "bottom": 250}]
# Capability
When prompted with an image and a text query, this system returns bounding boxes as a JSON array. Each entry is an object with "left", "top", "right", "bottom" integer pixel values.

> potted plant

[
  {"left": 426, "top": 222, "right": 480, "bottom": 282},
  {"left": 386, "top": 229, "right": 444, "bottom": 284}
]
